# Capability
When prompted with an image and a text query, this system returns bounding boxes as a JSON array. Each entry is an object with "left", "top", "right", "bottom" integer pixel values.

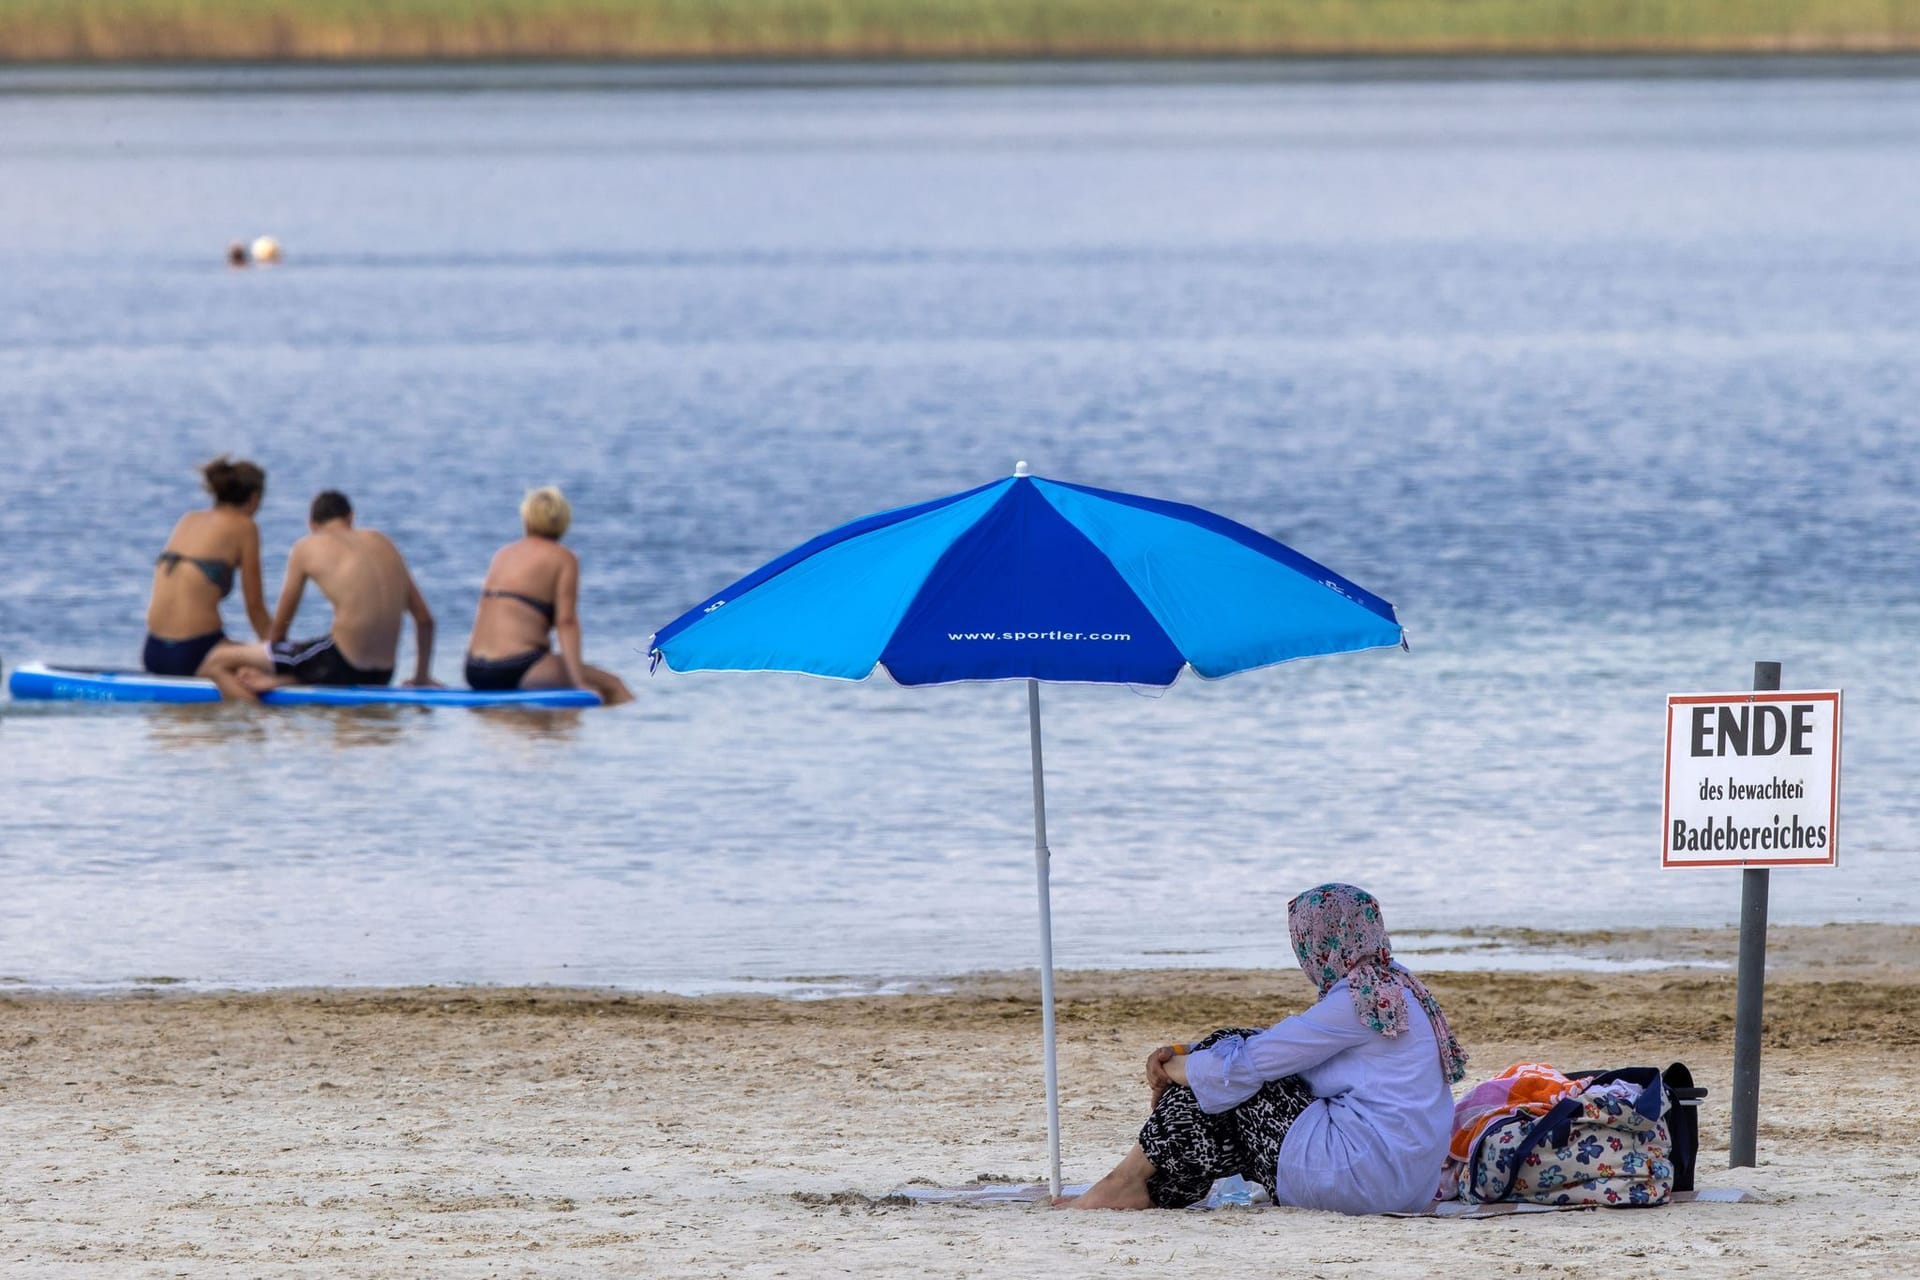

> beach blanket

[
  {"left": 889, "top": 1182, "right": 1758, "bottom": 1213},
  {"left": 893, "top": 1181, "right": 1252, "bottom": 1209},
  {"left": 1402, "top": 1188, "right": 1760, "bottom": 1218}
]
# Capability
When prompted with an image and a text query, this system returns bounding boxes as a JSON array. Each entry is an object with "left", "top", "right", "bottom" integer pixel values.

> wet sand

[{"left": 2, "top": 926, "right": 1916, "bottom": 1276}]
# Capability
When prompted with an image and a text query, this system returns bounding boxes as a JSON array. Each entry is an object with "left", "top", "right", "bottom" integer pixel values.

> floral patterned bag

[{"left": 1467, "top": 1068, "right": 1676, "bottom": 1207}]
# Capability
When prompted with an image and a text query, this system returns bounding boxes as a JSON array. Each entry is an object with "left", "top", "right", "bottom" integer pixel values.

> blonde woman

[{"left": 464, "top": 486, "right": 633, "bottom": 705}]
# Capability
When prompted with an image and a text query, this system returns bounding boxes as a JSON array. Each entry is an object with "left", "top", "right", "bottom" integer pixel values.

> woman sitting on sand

[
  {"left": 464, "top": 485, "right": 633, "bottom": 705},
  {"left": 143, "top": 457, "right": 272, "bottom": 677},
  {"left": 1063, "top": 883, "right": 1467, "bottom": 1215}
]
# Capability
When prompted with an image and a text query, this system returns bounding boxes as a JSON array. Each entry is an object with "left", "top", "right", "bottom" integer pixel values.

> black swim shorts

[{"left": 269, "top": 635, "right": 394, "bottom": 687}]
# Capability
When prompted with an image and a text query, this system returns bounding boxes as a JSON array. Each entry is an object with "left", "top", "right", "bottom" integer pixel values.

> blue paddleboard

[{"left": 5, "top": 663, "right": 601, "bottom": 709}]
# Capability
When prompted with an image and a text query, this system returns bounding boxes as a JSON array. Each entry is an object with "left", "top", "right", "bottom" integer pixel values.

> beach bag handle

[
  {"left": 1486, "top": 1068, "right": 1668, "bottom": 1204},
  {"left": 1568, "top": 1063, "right": 1705, "bottom": 1191}
]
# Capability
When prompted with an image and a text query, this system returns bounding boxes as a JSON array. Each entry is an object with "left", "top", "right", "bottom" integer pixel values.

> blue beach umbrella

[{"left": 649, "top": 463, "right": 1405, "bottom": 1194}]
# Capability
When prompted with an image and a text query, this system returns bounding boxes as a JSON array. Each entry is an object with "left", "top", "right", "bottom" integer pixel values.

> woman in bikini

[
  {"left": 463, "top": 486, "right": 634, "bottom": 706},
  {"left": 144, "top": 457, "right": 272, "bottom": 676}
]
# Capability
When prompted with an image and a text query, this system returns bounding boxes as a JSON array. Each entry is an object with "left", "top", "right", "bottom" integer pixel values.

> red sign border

[{"left": 1661, "top": 690, "right": 1843, "bottom": 870}]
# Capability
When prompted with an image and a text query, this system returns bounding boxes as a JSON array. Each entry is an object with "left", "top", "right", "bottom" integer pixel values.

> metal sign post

[
  {"left": 1660, "top": 665, "right": 1842, "bottom": 1172},
  {"left": 1728, "top": 661, "right": 1779, "bottom": 1169}
]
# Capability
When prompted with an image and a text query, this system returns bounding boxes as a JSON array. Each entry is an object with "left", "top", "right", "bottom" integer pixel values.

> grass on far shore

[{"left": 3, "top": 0, "right": 1920, "bottom": 62}]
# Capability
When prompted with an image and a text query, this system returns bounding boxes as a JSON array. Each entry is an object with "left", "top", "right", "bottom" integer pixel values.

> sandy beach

[{"left": 2, "top": 926, "right": 1917, "bottom": 1277}]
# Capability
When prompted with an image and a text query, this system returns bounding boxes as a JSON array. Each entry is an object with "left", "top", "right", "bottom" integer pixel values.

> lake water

[{"left": 1, "top": 62, "right": 1916, "bottom": 991}]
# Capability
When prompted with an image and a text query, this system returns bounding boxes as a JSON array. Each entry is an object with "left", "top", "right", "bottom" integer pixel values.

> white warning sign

[{"left": 1662, "top": 690, "right": 1842, "bottom": 868}]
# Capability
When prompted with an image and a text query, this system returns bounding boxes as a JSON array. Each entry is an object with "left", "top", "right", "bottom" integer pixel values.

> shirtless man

[{"left": 203, "top": 490, "right": 437, "bottom": 700}]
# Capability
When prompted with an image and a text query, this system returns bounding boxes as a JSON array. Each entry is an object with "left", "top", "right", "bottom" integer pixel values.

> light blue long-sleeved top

[{"left": 1182, "top": 977, "right": 1453, "bottom": 1215}]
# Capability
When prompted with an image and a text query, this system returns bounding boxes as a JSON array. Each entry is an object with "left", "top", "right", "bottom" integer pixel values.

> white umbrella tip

[{"left": 1014, "top": 460, "right": 1030, "bottom": 477}]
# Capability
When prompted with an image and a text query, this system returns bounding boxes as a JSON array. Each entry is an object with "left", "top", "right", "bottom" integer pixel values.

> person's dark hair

[
  {"left": 202, "top": 456, "right": 265, "bottom": 508},
  {"left": 310, "top": 490, "right": 353, "bottom": 525}
]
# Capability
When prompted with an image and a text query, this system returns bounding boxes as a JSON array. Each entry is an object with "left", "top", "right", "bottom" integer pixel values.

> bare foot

[
  {"left": 584, "top": 666, "right": 635, "bottom": 707},
  {"left": 208, "top": 668, "right": 264, "bottom": 702},
  {"left": 1062, "top": 1145, "right": 1156, "bottom": 1209},
  {"left": 1066, "top": 1180, "right": 1153, "bottom": 1210}
]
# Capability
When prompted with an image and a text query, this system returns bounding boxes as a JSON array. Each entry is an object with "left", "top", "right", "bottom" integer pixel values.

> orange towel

[{"left": 1447, "top": 1062, "right": 1584, "bottom": 1162}]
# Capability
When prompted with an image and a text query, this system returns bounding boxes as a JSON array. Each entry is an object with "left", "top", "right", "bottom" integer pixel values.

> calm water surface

[{"left": 1, "top": 64, "right": 1916, "bottom": 990}]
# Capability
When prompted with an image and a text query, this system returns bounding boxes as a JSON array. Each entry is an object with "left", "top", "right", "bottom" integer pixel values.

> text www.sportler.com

[{"left": 946, "top": 630, "right": 1132, "bottom": 642}]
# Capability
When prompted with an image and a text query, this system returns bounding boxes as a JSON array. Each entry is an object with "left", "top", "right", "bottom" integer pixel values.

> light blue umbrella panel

[{"left": 650, "top": 464, "right": 1405, "bottom": 1193}]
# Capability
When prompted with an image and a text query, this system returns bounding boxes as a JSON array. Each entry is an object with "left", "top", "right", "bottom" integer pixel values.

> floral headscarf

[{"left": 1288, "top": 883, "right": 1468, "bottom": 1084}]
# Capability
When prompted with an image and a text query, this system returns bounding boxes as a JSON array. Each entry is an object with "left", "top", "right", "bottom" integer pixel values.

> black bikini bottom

[
  {"left": 143, "top": 630, "right": 227, "bottom": 677},
  {"left": 465, "top": 648, "right": 550, "bottom": 691}
]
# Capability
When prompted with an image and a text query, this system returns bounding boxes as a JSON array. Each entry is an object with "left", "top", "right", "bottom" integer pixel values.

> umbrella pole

[{"left": 1027, "top": 678, "right": 1062, "bottom": 1199}]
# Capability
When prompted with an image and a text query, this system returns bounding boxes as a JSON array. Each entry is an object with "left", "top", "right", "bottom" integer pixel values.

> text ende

[{"left": 1689, "top": 704, "right": 1816, "bottom": 758}]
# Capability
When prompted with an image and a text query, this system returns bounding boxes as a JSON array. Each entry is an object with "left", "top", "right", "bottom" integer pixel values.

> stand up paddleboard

[{"left": 5, "top": 663, "right": 600, "bottom": 709}]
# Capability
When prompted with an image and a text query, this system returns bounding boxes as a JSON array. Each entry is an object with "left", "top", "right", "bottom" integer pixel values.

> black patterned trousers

[{"left": 1138, "top": 1026, "right": 1316, "bottom": 1209}]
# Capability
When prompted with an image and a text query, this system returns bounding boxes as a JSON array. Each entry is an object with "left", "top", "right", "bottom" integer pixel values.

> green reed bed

[{"left": 2, "top": 0, "right": 1918, "bottom": 61}]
